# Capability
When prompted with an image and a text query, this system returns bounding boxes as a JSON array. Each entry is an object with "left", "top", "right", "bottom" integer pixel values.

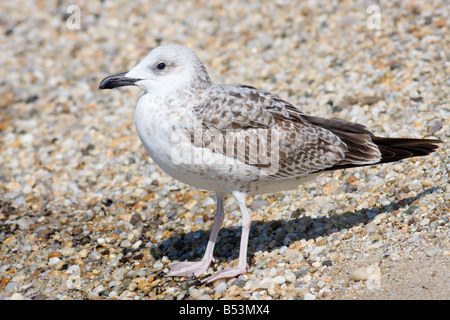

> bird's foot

[
  {"left": 202, "top": 265, "right": 248, "bottom": 283},
  {"left": 166, "top": 259, "right": 211, "bottom": 278}
]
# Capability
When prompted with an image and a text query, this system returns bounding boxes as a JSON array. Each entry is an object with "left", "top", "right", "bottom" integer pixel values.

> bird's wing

[{"left": 191, "top": 84, "right": 381, "bottom": 178}]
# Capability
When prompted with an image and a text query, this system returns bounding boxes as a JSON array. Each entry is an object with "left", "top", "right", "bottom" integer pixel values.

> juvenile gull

[{"left": 99, "top": 44, "right": 440, "bottom": 283}]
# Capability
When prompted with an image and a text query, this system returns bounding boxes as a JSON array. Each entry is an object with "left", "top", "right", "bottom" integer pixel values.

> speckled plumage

[{"left": 99, "top": 44, "right": 440, "bottom": 283}]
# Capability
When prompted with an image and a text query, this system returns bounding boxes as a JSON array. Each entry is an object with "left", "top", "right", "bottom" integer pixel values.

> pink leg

[
  {"left": 167, "top": 192, "right": 225, "bottom": 278},
  {"left": 202, "top": 191, "right": 250, "bottom": 283}
]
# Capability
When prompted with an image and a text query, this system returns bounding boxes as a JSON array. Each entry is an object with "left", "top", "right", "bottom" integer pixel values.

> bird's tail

[
  {"left": 302, "top": 115, "right": 442, "bottom": 171},
  {"left": 371, "top": 137, "right": 441, "bottom": 164}
]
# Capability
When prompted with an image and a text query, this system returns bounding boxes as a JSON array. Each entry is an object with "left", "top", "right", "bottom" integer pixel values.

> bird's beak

[{"left": 99, "top": 72, "right": 142, "bottom": 89}]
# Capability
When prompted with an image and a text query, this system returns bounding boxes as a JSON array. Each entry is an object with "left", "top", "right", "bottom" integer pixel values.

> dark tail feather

[
  {"left": 371, "top": 137, "right": 441, "bottom": 164},
  {"left": 302, "top": 114, "right": 442, "bottom": 171},
  {"left": 325, "top": 137, "right": 441, "bottom": 171}
]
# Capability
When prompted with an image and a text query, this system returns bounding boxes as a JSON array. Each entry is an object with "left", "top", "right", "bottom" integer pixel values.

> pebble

[
  {"left": 259, "top": 278, "right": 273, "bottom": 289},
  {"left": 87, "top": 291, "right": 99, "bottom": 300},
  {"left": 5, "top": 282, "right": 20, "bottom": 293},
  {"left": 273, "top": 276, "right": 286, "bottom": 285},
  {"left": 214, "top": 282, "right": 227, "bottom": 295},
  {"left": 303, "top": 293, "right": 316, "bottom": 300},
  {"left": 268, "top": 282, "right": 282, "bottom": 298},
  {"left": 120, "top": 239, "right": 132, "bottom": 248},
  {"left": 250, "top": 199, "right": 269, "bottom": 210},
  {"left": 48, "top": 257, "right": 61, "bottom": 266},
  {"left": 153, "top": 261, "right": 164, "bottom": 270},
  {"left": 189, "top": 288, "right": 203, "bottom": 299},
  {"left": 93, "top": 285, "right": 106, "bottom": 294},
  {"left": 349, "top": 265, "right": 380, "bottom": 282},
  {"left": 350, "top": 268, "right": 370, "bottom": 281},
  {"left": 108, "top": 291, "right": 119, "bottom": 299},
  {"left": 284, "top": 272, "right": 296, "bottom": 283},
  {"left": 61, "top": 246, "right": 76, "bottom": 256},
  {"left": 8, "top": 293, "right": 25, "bottom": 300}
]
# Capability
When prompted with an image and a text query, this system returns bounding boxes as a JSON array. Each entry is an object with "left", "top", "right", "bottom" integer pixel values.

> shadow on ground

[{"left": 151, "top": 187, "right": 439, "bottom": 266}]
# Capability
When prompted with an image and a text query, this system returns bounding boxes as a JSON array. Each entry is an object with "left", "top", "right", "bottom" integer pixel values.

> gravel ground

[{"left": 0, "top": 0, "right": 448, "bottom": 300}]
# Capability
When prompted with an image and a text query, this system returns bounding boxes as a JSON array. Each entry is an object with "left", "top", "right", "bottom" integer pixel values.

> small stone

[
  {"left": 78, "top": 249, "right": 88, "bottom": 258},
  {"left": 303, "top": 292, "right": 316, "bottom": 300},
  {"left": 120, "top": 239, "right": 132, "bottom": 248},
  {"left": 112, "top": 269, "right": 125, "bottom": 281},
  {"left": 434, "top": 17, "right": 446, "bottom": 27},
  {"left": 15, "top": 217, "right": 33, "bottom": 230},
  {"left": 259, "top": 277, "right": 273, "bottom": 289},
  {"left": 350, "top": 267, "right": 370, "bottom": 281},
  {"left": 346, "top": 174, "right": 359, "bottom": 185},
  {"left": 379, "top": 198, "right": 390, "bottom": 207},
  {"left": 189, "top": 288, "right": 203, "bottom": 299},
  {"left": 373, "top": 213, "right": 388, "bottom": 224},
  {"left": 8, "top": 293, "right": 25, "bottom": 300},
  {"left": 5, "top": 282, "right": 19, "bottom": 293},
  {"left": 90, "top": 250, "right": 101, "bottom": 261},
  {"left": 322, "top": 260, "right": 333, "bottom": 267},
  {"left": 214, "top": 281, "right": 227, "bottom": 295},
  {"left": 422, "top": 180, "right": 433, "bottom": 187},
  {"left": 87, "top": 291, "right": 99, "bottom": 300},
  {"left": 268, "top": 282, "right": 282, "bottom": 298},
  {"left": 364, "top": 222, "right": 378, "bottom": 234},
  {"left": 273, "top": 275, "right": 286, "bottom": 285},
  {"left": 201, "top": 196, "right": 215, "bottom": 206},
  {"left": 61, "top": 246, "right": 76, "bottom": 256},
  {"left": 153, "top": 261, "right": 164, "bottom": 270},
  {"left": 358, "top": 94, "right": 382, "bottom": 106},
  {"left": 132, "top": 240, "right": 142, "bottom": 250},
  {"left": 349, "top": 265, "right": 380, "bottom": 282},
  {"left": 93, "top": 284, "right": 106, "bottom": 293},
  {"left": 127, "top": 282, "right": 137, "bottom": 291},
  {"left": 36, "top": 227, "right": 52, "bottom": 239},
  {"left": 33, "top": 293, "right": 48, "bottom": 300},
  {"left": 48, "top": 257, "right": 61, "bottom": 266},
  {"left": 427, "top": 120, "right": 443, "bottom": 134},
  {"left": 184, "top": 199, "right": 198, "bottom": 210},
  {"left": 130, "top": 213, "right": 142, "bottom": 225},
  {"left": 250, "top": 199, "right": 269, "bottom": 210},
  {"left": 0, "top": 277, "right": 10, "bottom": 288},
  {"left": 284, "top": 271, "right": 296, "bottom": 283},
  {"left": 55, "top": 261, "right": 66, "bottom": 270}
]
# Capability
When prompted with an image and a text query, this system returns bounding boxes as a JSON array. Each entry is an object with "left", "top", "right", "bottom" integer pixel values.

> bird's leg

[
  {"left": 166, "top": 192, "right": 225, "bottom": 278},
  {"left": 202, "top": 191, "right": 250, "bottom": 283}
]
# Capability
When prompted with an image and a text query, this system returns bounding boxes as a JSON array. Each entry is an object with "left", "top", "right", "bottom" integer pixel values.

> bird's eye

[{"left": 156, "top": 62, "right": 166, "bottom": 70}]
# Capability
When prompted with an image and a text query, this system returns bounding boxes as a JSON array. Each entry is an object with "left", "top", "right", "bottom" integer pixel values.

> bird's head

[{"left": 99, "top": 44, "right": 212, "bottom": 95}]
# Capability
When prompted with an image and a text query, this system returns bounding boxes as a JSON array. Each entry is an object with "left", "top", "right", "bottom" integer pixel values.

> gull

[{"left": 99, "top": 44, "right": 440, "bottom": 283}]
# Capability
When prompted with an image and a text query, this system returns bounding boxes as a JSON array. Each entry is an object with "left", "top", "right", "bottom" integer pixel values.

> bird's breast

[{"left": 134, "top": 94, "right": 199, "bottom": 180}]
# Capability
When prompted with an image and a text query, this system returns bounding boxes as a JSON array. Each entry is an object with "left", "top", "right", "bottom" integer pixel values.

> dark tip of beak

[{"left": 99, "top": 72, "right": 141, "bottom": 89}]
